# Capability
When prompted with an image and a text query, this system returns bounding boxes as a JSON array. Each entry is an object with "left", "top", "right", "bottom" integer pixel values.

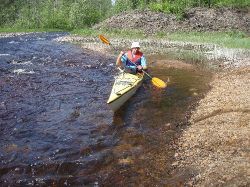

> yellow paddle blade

[
  {"left": 152, "top": 77, "right": 167, "bottom": 88},
  {"left": 99, "top": 35, "right": 110, "bottom": 45}
]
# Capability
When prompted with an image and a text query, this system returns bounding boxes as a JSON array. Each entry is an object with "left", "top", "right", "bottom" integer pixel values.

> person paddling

[{"left": 116, "top": 42, "right": 147, "bottom": 74}]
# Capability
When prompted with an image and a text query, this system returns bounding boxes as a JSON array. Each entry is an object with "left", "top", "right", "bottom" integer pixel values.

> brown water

[{"left": 0, "top": 33, "right": 212, "bottom": 186}]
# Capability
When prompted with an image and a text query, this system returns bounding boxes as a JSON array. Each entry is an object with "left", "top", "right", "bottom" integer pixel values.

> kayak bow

[{"left": 107, "top": 71, "right": 144, "bottom": 111}]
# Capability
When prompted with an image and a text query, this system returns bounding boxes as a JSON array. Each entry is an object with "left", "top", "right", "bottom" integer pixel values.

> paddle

[{"left": 99, "top": 34, "right": 167, "bottom": 89}]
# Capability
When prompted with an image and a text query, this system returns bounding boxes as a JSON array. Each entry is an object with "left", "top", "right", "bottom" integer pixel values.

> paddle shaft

[
  {"left": 142, "top": 69, "right": 152, "bottom": 79},
  {"left": 124, "top": 61, "right": 152, "bottom": 79}
]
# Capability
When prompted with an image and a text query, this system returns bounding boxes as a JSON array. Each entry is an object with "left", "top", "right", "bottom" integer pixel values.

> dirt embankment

[{"left": 94, "top": 7, "right": 250, "bottom": 35}]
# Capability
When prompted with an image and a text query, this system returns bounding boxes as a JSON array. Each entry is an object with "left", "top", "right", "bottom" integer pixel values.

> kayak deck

[{"left": 107, "top": 72, "right": 144, "bottom": 111}]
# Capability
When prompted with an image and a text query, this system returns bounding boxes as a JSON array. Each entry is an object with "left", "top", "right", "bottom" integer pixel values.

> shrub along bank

[{"left": 1, "top": 0, "right": 249, "bottom": 30}]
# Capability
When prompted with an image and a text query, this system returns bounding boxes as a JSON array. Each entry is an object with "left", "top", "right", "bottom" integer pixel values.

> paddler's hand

[
  {"left": 136, "top": 65, "right": 143, "bottom": 72},
  {"left": 119, "top": 51, "right": 124, "bottom": 57},
  {"left": 116, "top": 51, "right": 125, "bottom": 66}
]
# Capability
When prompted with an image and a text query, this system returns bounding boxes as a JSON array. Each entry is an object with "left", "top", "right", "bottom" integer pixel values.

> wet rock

[
  {"left": 118, "top": 158, "right": 134, "bottom": 165},
  {"left": 0, "top": 33, "right": 28, "bottom": 38}
]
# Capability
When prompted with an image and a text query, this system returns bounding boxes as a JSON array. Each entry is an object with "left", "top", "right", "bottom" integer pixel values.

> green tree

[
  {"left": 1, "top": 0, "right": 249, "bottom": 29},
  {"left": 69, "top": 0, "right": 112, "bottom": 28}
]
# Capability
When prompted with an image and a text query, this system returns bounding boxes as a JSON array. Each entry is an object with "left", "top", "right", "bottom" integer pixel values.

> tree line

[
  {"left": 113, "top": 0, "right": 249, "bottom": 14},
  {"left": 0, "top": 0, "right": 249, "bottom": 29},
  {"left": 0, "top": 0, "right": 112, "bottom": 29}
]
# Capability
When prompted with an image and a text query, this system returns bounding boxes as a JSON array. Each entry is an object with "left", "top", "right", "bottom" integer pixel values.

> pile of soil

[{"left": 94, "top": 7, "right": 250, "bottom": 34}]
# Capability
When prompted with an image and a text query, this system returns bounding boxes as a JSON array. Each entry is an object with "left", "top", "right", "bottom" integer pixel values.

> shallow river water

[{"left": 0, "top": 33, "right": 212, "bottom": 186}]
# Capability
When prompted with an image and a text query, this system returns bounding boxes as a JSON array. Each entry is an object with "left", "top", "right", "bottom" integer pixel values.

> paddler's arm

[
  {"left": 116, "top": 51, "right": 125, "bottom": 67},
  {"left": 116, "top": 52, "right": 137, "bottom": 72},
  {"left": 136, "top": 55, "right": 147, "bottom": 72},
  {"left": 140, "top": 55, "right": 147, "bottom": 70}
]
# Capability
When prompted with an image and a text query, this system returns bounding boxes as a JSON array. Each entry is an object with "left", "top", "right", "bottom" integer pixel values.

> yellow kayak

[{"left": 107, "top": 71, "right": 144, "bottom": 111}]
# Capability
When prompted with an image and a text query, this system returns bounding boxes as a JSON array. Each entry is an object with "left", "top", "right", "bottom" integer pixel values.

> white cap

[{"left": 131, "top": 42, "right": 140, "bottom": 49}]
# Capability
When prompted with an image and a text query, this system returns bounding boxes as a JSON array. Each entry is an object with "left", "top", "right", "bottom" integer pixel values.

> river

[{"left": 0, "top": 32, "right": 212, "bottom": 186}]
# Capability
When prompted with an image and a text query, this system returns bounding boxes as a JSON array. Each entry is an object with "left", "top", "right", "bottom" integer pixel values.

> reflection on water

[{"left": 0, "top": 33, "right": 212, "bottom": 186}]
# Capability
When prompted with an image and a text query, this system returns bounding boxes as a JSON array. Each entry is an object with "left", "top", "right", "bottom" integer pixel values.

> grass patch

[
  {"left": 3, "top": 27, "right": 248, "bottom": 50},
  {"left": 72, "top": 28, "right": 249, "bottom": 49},
  {"left": 71, "top": 28, "right": 100, "bottom": 36},
  {"left": 0, "top": 27, "right": 65, "bottom": 33},
  {"left": 156, "top": 31, "right": 250, "bottom": 49},
  {"left": 166, "top": 50, "right": 207, "bottom": 64},
  {"left": 71, "top": 27, "right": 146, "bottom": 39}
]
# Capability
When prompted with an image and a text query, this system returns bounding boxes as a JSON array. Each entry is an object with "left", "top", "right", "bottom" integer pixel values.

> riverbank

[
  {"left": 174, "top": 67, "right": 249, "bottom": 186},
  {"left": 54, "top": 34, "right": 250, "bottom": 68}
]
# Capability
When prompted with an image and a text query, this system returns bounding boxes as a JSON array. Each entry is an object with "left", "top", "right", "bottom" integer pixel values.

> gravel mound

[{"left": 94, "top": 7, "right": 250, "bottom": 34}]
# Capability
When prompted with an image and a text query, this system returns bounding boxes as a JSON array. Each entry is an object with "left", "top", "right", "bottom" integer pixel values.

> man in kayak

[{"left": 116, "top": 42, "right": 147, "bottom": 73}]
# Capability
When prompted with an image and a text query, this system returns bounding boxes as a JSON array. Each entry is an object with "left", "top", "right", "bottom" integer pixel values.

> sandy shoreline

[{"left": 174, "top": 67, "right": 250, "bottom": 186}]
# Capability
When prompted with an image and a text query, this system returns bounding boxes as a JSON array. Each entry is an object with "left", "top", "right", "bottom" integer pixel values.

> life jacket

[{"left": 126, "top": 50, "right": 143, "bottom": 66}]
